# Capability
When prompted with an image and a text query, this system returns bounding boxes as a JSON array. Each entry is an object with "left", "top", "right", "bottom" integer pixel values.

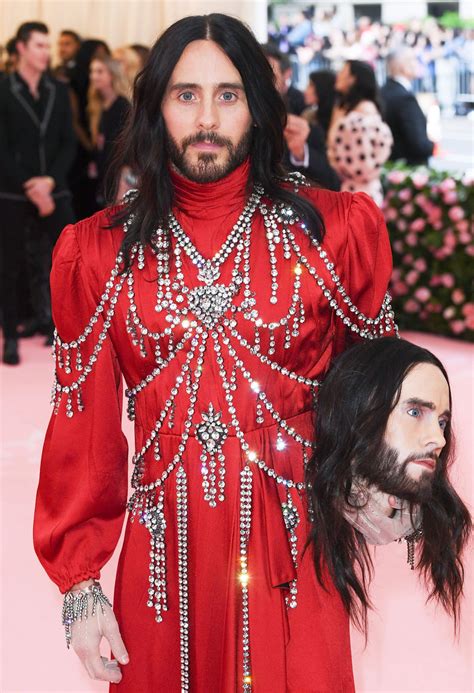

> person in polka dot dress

[{"left": 327, "top": 60, "right": 393, "bottom": 206}]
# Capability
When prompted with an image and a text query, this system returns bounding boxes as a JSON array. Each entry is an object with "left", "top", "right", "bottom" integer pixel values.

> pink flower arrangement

[{"left": 383, "top": 165, "right": 473, "bottom": 340}]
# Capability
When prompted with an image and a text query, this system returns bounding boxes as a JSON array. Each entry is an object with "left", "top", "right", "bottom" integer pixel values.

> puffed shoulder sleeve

[
  {"left": 33, "top": 223, "right": 128, "bottom": 593},
  {"left": 342, "top": 192, "right": 395, "bottom": 339}
]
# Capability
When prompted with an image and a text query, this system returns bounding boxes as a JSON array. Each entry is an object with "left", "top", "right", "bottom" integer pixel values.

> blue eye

[
  {"left": 221, "top": 91, "right": 236, "bottom": 102},
  {"left": 179, "top": 92, "right": 194, "bottom": 102},
  {"left": 439, "top": 419, "right": 448, "bottom": 431},
  {"left": 407, "top": 407, "right": 421, "bottom": 418}
]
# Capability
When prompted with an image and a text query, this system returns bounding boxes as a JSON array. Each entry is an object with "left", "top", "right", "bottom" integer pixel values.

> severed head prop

[{"left": 306, "top": 337, "right": 471, "bottom": 632}]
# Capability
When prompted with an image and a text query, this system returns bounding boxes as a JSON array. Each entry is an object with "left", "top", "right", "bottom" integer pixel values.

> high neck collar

[{"left": 170, "top": 158, "right": 252, "bottom": 220}]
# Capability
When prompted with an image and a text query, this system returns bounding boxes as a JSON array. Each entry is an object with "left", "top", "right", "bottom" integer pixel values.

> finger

[
  {"left": 100, "top": 610, "right": 129, "bottom": 665},
  {"left": 86, "top": 653, "right": 122, "bottom": 683},
  {"left": 388, "top": 495, "right": 403, "bottom": 510}
]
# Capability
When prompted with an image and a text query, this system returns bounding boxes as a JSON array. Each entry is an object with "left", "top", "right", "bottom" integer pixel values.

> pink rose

[
  {"left": 403, "top": 253, "right": 414, "bottom": 264},
  {"left": 466, "top": 245, "right": 474, "bottom": 256},
  {"left": 414, "top": 193, "right": 427, "bottom": 207},
  {"left": 405, "top": 232, "right": 418, "bottom": 247},
  {"left": 459, "top": 232, "right": 471, "bottom": 244},
  {"left": 404, "top": 299, "right": 420, "bottom": 313},
  {"left": 433, "top": 221, "right": 443, "bottom": 230},
  {"left": 465, "top": 315, "right": 474, "bottom": 330},
  {"left": 414, "top": 287, "right": 431, "bottom": 302},
  {"left": 397, "top": 220, "right": 407, "bottom": 231},
  {"left": 450, "top": 320, "right": 465, "bottom": 334},
  {"left": 456, "top": 220, "right": 469, "bottom": 232},
  {"left": 385, "top": 207, "right": 398, "bottom": 221},
  {"left": 392, "top": 281, "right": 409, "bottom": 296},
  {"left": 444, "top": 231, "right": 456, "bottom": 248},
  {"left": 405, "top": 269, "right": 419, "bottom": 286},
  {"left": 443, "top": 307, "right": 456, "bottom": 319},
  {"left": 462, "top": 172, "right": 474, "bottom": 186},
  {"left": 399, "top": 188, "right": 412, "bottom": 202},
  {"left": 439, "top": 178, "right": 456, "bottom": 192},
  {"left": 392, "top": 268, "right": 401, "bottom": 282},
  {"left": 443, "top": 191, "right": 458, "bottom": 205},
  {"left": 392, "top": 240, "right": 404, "bottom": 253},
  {"left": 414, "top": 258, "right": 427, "bottom": 272},
  {"left": 462, "top": 303, "right": 474, "bottom": 317},
  {"left": 448, "top": 206, "right": 464, "bottom": 222},
  {"left": 412, "top": 172, "right": 429, "bottom": 188},
  {"left": 410, "top": 218, "right": 426, "bottom": 232},
  {"left": 441, "top": 273, "right": 455, "bottom": 288},
  {"left": 388, "top": 170, "right": 406, "bottom": 184},
  {"left": 401, "top": 203, "right": 415, "bottom": 216},
  {"left": 428, "top": 207, "right": 442, "bottom": 223},
  {"left": 452, "top": 289, "right": 465, "bottom": 305},
  {"left": 430, "top": 275, "right": 442, "bottom": 287}
]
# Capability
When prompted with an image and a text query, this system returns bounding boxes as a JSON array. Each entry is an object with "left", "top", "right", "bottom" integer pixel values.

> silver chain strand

[
  {"left": 239, "top": 465, "right": 253, "bottom": 692},
  {"left": 176, "top": 464, "right": 190, "bottom": 691},
  {"left": 61, "top": 581, "right": 112, "bottom": 649}
]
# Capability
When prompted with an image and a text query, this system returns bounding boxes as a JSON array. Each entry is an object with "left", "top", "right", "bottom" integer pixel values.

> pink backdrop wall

[{"left": 1, "top": 331, "right": 472, "bottom": 692}]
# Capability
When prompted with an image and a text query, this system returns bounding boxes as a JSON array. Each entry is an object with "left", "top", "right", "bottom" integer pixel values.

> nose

[
  {"left": 421, "top": 416, "right": 446, "bottom": 455},
  {"left": 196, "top": 95, "right": 219, "bottom": 131}
]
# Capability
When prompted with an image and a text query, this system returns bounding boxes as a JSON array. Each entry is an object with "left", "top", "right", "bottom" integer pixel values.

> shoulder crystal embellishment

[
  {"left": 196, "top": 404, "right": 229, "bottom": 453},
  {"left": 188, "top": 283, "right": 235, "bottom": 329}
]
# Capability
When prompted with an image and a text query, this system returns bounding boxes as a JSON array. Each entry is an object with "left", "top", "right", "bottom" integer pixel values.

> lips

[
  {"left": 191, "top": 142, "right": 222, "bottom": 151},
  {"left": 411, "top": 458, "right": 436, "bottom": 471}
]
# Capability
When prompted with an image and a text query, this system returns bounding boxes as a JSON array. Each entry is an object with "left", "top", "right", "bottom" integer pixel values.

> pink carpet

[{"left": 1, "top": 332, "right": 472, "bottom": 692}]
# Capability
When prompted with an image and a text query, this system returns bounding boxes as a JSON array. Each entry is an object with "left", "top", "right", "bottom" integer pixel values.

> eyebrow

[
  {"left": 403, "top": 398, "right": 451, "bottom": 418},
  {"left": 169, "top": 82, "right": 245, "bottom": 92}
]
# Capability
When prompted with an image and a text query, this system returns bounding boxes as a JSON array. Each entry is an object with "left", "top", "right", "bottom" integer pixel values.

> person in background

[
  {"left": 327, "top": 60, "right": 392, "bottom": 205},
  {"left": 302, "top": 69, "right": 337, "bottom": 136},
  {"left": 68, "top": 39, "right": 111, "bottom": 218},
  {"left": 262, "top": 43, "right": 305, "bottom": 115},
  {"left": 87, "top": 56, "right": 130, "bottom": 206},
  {"left": 3, "top": 38, "right": 19, "bottom": 75},
  {"left": 263, "top": 45, "right": 340, "bottom": 191},
  {"left": 113, "top": 46, "right": 141, "bottom": 97},
  {"left": 54, "top": 30, "right": 81, "bottom": 83},
  {"left": 380, "top": 47, "right": 435, "bottom": 166},
  {"left": 129, "top": 43, "right": 150, "bottom": 69},
  {"left": 0, "top": 21, "right": 76, "bottom": 364}
]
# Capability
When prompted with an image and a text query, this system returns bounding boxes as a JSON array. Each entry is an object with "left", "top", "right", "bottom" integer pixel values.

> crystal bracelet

[{"left": 61, "top": 580, "right": 112, "bottom": 648}]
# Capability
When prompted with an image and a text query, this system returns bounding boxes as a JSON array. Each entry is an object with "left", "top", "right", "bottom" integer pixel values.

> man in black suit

[
  {"left": 0, "top": 22, "right": 76, "bottom": 364},
  {"left": 262, "top": 44, "right": 340, "bottom": 191},
  {"left": 381, "top": 47, "right": 434, "bottom": 166}
]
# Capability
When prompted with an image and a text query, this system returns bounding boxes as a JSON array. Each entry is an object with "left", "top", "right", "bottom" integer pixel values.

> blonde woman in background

[
  {"left": 88, "top": 56, "right": 131, "bottom": 205},
  {"left": 113, "top": 46, "right": 142, "bottom": 96},
  {"left": 327, "top": 60, "right": 392, "bottom": 206}
]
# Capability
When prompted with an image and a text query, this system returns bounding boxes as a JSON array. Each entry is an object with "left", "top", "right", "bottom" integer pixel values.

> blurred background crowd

[{"left": 0, "top": 3, "right": 473, "bottom": 366}]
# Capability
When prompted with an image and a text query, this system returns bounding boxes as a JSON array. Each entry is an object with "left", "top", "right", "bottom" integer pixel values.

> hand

[
  {"left": 70, "top": 595, "right": 129, "bottom": 684},
  {"left": 342, "top": 479, "right": 421, "bottom": 545},
  {"left": 25, "top": 188, "right": 56, "bottom": 217},
  {"left": 284, "top": 114, "right": 310, "bottom": 161},
  {"left": 24, "top": 176, "right": 55, "bottom": 197}
]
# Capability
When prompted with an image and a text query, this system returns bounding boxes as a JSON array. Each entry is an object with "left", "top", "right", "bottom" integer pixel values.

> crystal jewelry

[
  {"left": 61, "top": 580, "right": 112, "bottom": 649},
  {"left": 51, "top": 173, "right": 398, "bottom": 692},
  {"left": 403, "top": 526, "right": 423, "bottom": 570}
]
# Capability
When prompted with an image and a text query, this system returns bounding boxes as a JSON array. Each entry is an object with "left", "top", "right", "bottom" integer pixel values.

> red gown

[{"left": 34, "top": 160, "right": 394, "bottom": 692}]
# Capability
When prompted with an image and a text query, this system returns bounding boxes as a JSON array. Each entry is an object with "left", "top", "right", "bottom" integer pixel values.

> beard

[
  {"left": 354, "top": 442, "right": 440, "bottom": 504},
  {"left": 165, "top": 127, "right": 253, "bottom": 183}
]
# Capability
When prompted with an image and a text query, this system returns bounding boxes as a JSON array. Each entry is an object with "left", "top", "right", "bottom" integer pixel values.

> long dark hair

[
  {"left": 108, "top": 14, "right": 324, "bottom": 267},
  {"left": 306, "top": 337, "right": 471, "bottom": 633},
  {"left": 308, "top": 69, "right": 336, "bottom": 135},
  {"left": 339, "top": 59, "right": 383, "bottom": 115}
]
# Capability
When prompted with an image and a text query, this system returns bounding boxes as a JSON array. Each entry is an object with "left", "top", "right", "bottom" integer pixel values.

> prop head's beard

[
  {"left": 354, "top": 442, "right": 441, "bottom": 505},
  {"left": 166, "top": 127, "right": 253, "bottom": 183}
]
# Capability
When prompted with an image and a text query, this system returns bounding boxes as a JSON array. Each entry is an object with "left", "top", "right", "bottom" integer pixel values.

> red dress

[{"left": 34, "top": 160, "right": 394, "bottom": 692}]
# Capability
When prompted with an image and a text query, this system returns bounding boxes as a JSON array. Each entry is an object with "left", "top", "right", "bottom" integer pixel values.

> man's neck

[{"left": 17, "top": 63, "right": 43, "bottom": 97}]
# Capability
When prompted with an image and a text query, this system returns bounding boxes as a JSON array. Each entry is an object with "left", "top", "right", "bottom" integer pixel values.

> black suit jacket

[
  {"left": 284, "top": 123, "right": 340, "bottom": 191},
  {"left": 0, "top": 72, "right": 76, "bottom": 200},
  {"left": 380, "top": 78, "right": 434, "bottom": 166}
]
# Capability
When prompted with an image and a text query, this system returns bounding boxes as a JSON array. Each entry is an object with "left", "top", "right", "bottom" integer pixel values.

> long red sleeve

[{"left": 33, "top": 224, "right": 128, "bottom": 593}]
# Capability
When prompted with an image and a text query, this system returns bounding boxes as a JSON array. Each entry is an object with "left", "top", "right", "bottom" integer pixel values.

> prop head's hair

[
  {"left": 108, "top": 13, "right": 324, "bottom": 267},
  {"left": 306, "top": 337, "right": 471, "bottom": 632}
]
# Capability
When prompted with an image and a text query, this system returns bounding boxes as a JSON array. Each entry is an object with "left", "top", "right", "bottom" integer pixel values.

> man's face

[
  {"left": 17, "top": 31, "right": 50, "bottom": 73},
  {"left": 58, "top": 34, "right": 79, "bottom": 63},
  {"left": 161, "top": 40, "right": 253, "bottom": 183},
  {"left": 384, "top": 363, "right": 450, "bottom": 483}
]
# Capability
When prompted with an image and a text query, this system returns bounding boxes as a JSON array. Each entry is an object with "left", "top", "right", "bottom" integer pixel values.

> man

[
  {"left": 54, "top": 29, "right": 81, "bottom": 83},
  {"left": 262, "top": 43, "right": 340, "bottom": 191},
  {"left": 0, "top": 22, "right": 76, "bottom": 364},
  {"left": 380, "top": 47, "right": 435, "bottom": 166},
  {"left": 34, "top": 15, "right": 398, "bottom": 691},
  {"left": 308, "top": 337, "right": 471, "bottom": 630}
]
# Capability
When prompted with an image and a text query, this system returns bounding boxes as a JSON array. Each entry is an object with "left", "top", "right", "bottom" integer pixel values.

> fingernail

[{"left": 121, "top": 655, "right": 129, "bottom": 664}]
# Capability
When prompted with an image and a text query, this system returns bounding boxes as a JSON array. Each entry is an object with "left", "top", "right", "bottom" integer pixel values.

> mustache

[{"left": 181, "top": 131, "right": 234, "bottom": 150}]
